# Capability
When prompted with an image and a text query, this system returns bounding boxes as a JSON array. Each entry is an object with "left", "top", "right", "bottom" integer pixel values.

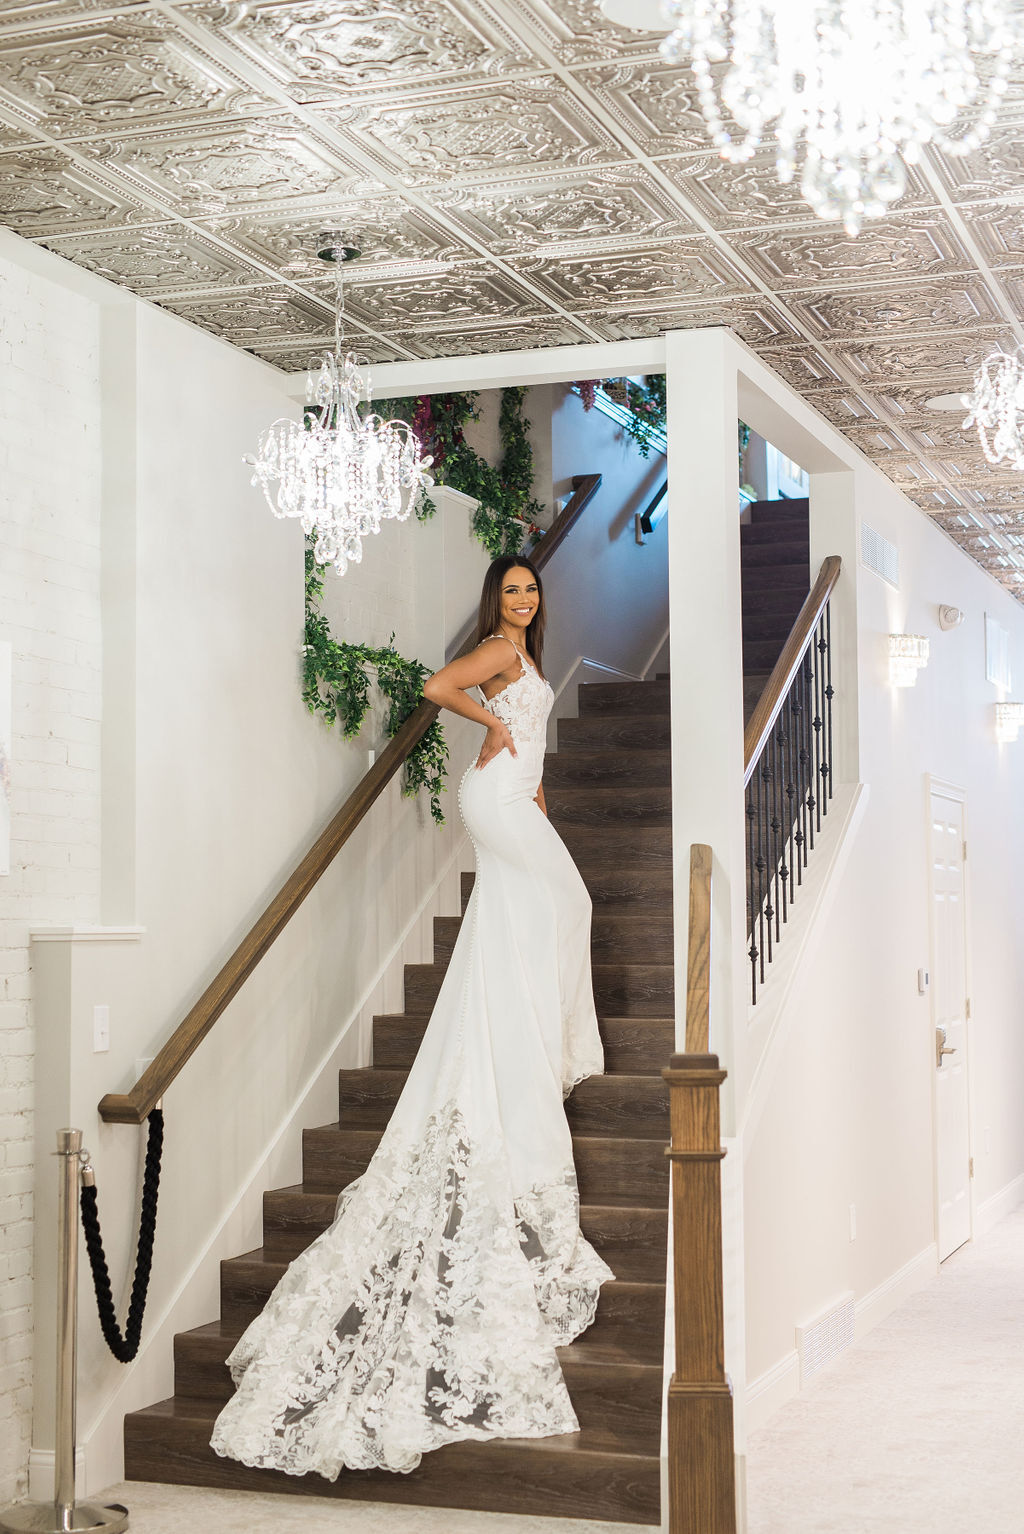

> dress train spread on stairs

[{"left": 210, "top": 645, "right": 612, "bottom": 1477}]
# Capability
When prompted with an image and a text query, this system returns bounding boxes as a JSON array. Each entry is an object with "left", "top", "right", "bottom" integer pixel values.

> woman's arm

[{"left": 423, "top": 638, "right": 519, "bottom": 769}]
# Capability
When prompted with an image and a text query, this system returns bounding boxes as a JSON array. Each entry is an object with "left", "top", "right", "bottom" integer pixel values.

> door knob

[{"left": 935, "top": 1026, "right": 958, "bottom": 1068}]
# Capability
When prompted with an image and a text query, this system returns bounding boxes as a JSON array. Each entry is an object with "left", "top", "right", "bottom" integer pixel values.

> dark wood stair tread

[{"left": 125, "top": 1394, "right": 661, "bottom": 1524}]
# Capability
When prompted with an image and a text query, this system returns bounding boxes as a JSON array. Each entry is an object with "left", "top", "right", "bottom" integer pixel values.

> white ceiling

[{"left": 2, "top": 0, "right": 1024, "bottom": 590}]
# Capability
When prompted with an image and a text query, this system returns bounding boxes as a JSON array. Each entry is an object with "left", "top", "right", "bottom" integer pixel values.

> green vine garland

[
  {"left": 384, "top": 386, "right": 546, "bottom": 557},
  {"left": 574, "top": 375, "right": 668, "bottom": 458},
  {"left": 302, "top": 546, "right": 449, "bottom": 824}
]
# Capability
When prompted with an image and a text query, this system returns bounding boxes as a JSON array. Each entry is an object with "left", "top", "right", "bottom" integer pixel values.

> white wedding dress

[{"left": 210, "top": 640, "right": 612, "bottom": 1478}]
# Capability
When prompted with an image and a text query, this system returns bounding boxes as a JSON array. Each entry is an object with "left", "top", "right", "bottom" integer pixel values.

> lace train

[{"left": 211, "top": 1105, "right": 611, "bottom": 1477}]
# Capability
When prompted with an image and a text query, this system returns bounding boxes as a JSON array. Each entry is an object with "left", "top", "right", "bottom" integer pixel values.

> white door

[{"left": 929, "top": 789, "right": 971, "bottom": 1261}]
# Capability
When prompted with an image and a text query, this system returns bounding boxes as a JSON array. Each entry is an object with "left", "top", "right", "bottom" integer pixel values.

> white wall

[
  {"left": 739, "top": 405, "right": 1024, "bottom": 1423},
  {"left": 0, "top": 242, "right": 103, "bottom": 1501},
  {"left": 3, "top": 235, "right": 672, "bottom": 1500}
]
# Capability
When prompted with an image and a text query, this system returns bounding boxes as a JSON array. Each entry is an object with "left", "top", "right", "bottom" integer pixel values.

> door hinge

[
  {"left": 969, "top": 1156, "right": 975, "bottom": 1179},
  {"left": 965, "top": 997, "right": 972, "bottom": 1019}
]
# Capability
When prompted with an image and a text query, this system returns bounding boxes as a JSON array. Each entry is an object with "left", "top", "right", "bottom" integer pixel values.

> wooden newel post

[{"left": 663, "top": 1051, "right": 736, "bottom": 1534}]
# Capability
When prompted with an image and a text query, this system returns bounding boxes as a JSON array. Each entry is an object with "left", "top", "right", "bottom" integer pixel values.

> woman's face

[{"left": 499, "top": 566, "right": 540, "bottom": 630}]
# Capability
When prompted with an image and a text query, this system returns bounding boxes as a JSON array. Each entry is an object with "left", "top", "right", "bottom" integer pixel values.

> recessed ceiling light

[{"left": 924, "top": 392, "right": 970, "bottom": 411}]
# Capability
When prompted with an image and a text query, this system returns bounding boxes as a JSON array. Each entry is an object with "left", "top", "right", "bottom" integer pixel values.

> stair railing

[
  {"left": 743, "top": 555, "right": 841, "bottom": 1004},
  {"left": 663, "top": 843, "right": 736, "bottom": 1534},
  {"left": 98, "top": 473, "right": 603, "bottom": 1125}
]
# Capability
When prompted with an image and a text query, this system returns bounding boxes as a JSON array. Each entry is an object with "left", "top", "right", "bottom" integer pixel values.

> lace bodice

[{"left": 480, "top": 641, "right": 553, "bottom": 749}]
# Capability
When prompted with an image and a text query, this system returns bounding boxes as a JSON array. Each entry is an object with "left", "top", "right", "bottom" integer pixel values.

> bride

[{"left": 211, "top": 554, "right": 612, "bottom": 1478}]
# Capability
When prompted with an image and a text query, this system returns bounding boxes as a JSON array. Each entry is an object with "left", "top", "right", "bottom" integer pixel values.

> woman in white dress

[{"left": 210, "top": 555, "right": 611, "bottom": 1479}]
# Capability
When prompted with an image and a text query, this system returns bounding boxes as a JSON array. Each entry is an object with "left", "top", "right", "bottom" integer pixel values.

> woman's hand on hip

[{"left": 476, "top": 721, "right": 516, "bottom": 769}]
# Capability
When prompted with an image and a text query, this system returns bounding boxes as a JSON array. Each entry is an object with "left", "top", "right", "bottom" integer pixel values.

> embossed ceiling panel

[{"left": 2, "top": 0, "right": 1024, "bottom": 593}]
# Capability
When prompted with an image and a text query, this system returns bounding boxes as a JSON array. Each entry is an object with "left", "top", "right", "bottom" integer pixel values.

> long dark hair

[{"left": 473, "top": 555, "right": 546, "bottom": 674}]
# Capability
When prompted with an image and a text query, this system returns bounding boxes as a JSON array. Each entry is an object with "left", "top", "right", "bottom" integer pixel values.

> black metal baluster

[
  {"left": 760, "top": 755, "right": 774, "bottom": 969},
  {"left": 746, "top": 781, "right": 758, "bottom": 1004},
  {"left": 824, "top": 599, "right": 834, "bottom": 813},
  {"left": 812, "top": 621, "right": 823, "bottom": 836},
  {"left": 793, "top": 660, "right": 808, "bottom": 883},
  {"left": 784, "top": 684, "right": 797, "bottom": 907},
  {"left": 770, "top": 724, "right": 783, "bottom": 943},
  {"left": 775, "top": 714, "right": 790, "bottom": 928}
]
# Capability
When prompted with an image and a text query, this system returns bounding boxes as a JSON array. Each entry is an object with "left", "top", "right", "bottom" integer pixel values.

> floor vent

[
  {"left": 796, "top": 1291, "right": 855, "bottom": 1385},
  {"left": 860, "top": 522, "right": 900, "bottom": 587}
]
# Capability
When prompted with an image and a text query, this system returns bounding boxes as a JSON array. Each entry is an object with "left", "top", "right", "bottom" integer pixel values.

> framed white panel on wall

[
  {"left": 0, "top": 641, "right": 9, "bottom": 875},
  {"left": 985, "top": 614, "right": 1011, "bottom": 690}
]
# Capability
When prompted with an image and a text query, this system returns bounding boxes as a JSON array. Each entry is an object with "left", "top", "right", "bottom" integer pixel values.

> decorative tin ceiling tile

[
  {"left": 0, "top": 115, "right": 44, "bottom": 150},
  {"left": 660, "top": 150, "right": 935, "bottom": 230},
  {"left": 202, "top": 201, "right": 466, "bottom": 279},
  {"left": 796, "top": 388, "right": 884, "bottom": 426},
  {"left": 90, "top": 115, "right": 376, "bottom": 217},
  {"left": 785, "top": 281, "right": 1004, "bottom": 340},
  {"left": 154, "top": 285, "right": 333, "bottom": 343},
  {"left": 573, "top": 61, "right": 725, "bottom": 155},
  {"left": 35, "top": 223, "right": 267, "bottom": 291},
  {"left": 320, "top": 78, "right": 625, "bottom": 182},
  {"left": 823, "top": 329, "right": 1013, "bottom": 384},
  {"left": 957, "top": 204, "right": 1024, "bottom": 268},
  {"left": 0, "top": 14, "right": 261, "bottom": 136},
  {"left": 515, "top": 0, "right": 665, "bottom": 66},
  {"left": 407, "top": 316, "right": 592, "bottom": 355},
  {"left": 515, "top": 242, "right": 749, "bottom": 308},
  {"left": 430, "top": 166, "right": 694, "bottom": 255},
  {"left": 746, "top": 345, "right": 845, "bottom": 389},
  {"left": 738, "top": 216, "right": 974, "bottom": 289},
  {"left": 580, "top": 297, "right": 800, "bottom": 347},
  {"left": 0, "top": 144, "right": 148, "bottom": 234},
  {"left": 927, "top": 125, "right": 1024, "bottom": 205},
  {"left": 182, "top": 0, "right": 534, "bottom": 101},
  {"left": 336, "top": 265, "right": 548, "bottom": 330},
  {"left": 254, "top": 335, "right": 412, "bottom": 368}
]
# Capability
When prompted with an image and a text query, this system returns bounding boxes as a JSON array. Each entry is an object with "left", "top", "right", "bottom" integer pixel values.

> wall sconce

[
  {"left": 889, "top": 634, "right": 930, "bottom": 687},
  {"left": 995, "top": 702, "right": 1024, "bottom": 743}
]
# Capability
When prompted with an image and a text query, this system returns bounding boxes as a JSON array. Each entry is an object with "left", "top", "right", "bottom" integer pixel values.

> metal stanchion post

[{"left": 0, "top": 1130, "right": 129, "bottom": 1534}]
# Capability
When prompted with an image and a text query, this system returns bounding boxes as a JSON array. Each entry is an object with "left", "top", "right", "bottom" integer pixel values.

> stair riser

[
  {"left": 263, "top": 1197, "right": 669, "bottom": 1281},
  {"left": 221, "top": 1263, "right": 664, "bottom": 1362},
  {"left": 558, "top": 717, "right": 671, "bottom": 752},
  {"left": 744, "top": 640, "right": 788, "bottom": 670},
  {"left": 543, "top": 750, "right": 671, "bottom": 789},
  {"left": 338, "top": 1077, "right": 669, "bottom": 1141},
  {"left": 303, "top": 1129, "right": 668, "bottom": 1207},
  {"left": 742, "top": 590, "right": 807, "bottom": 616},
  {"left": 738, "top": 552, "right": 809, "bottom": 576},
  {"left": 433, "top": 915, "right": 675, "bottom": 966},
  {"left": 374, "top": 1016, "right": 674, "bottom": 1076},
  {"left": 741, "top": 524, "right": 809, "bottom": 546},
  {"left": 403, "top": 965, "right": 673, "bottom": 1018},
  {"left": 545, "top": 787, "right": 672, "bottom": 828},
  {"left": 577, "top": 682, "right": 670, "bottom": 716},
  {"left": 743, "top": 614, "right": 800, "bottom": 642},
  {"left": 172, "top": 1335, "right": 662, "bottom": 1452},
  {"left": 123, "top": 1414, "right": 661, "bottom": 1524}
]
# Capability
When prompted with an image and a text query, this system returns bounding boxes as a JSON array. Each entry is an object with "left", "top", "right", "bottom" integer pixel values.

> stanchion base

[{"left": 0, "top": 1500, "right": 129, "bottom": 1533}]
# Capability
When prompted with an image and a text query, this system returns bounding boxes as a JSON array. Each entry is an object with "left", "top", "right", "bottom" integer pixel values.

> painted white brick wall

[{"left": 0, "top": 255, "right": 102, "bottom": 1500}]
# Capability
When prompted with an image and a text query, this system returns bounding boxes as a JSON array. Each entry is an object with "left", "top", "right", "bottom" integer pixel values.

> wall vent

[
  {"left": 795, "top": 1291, "right": 855, "bottom": 1385},
  {"left": 860, "top": 522, "right": 900, "bottom": 587}
]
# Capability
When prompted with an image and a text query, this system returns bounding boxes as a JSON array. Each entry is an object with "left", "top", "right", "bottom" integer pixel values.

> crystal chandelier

[
  {"left": 246, "top": 237, "right": 433, "bottom": 577},
  {"left": 963, "top": 347, "right": 1024, "bottom": 471},
  {"left": 656, "top": 0, "right": 1015, "bottom": 236}
]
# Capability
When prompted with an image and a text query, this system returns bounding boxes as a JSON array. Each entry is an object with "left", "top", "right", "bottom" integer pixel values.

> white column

[{"left": 665, "top": 328, "right": 751, "bottom": 1513}]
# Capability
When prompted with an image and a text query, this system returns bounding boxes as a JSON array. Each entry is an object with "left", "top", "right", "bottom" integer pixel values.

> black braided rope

[{"left": 80, "top": 1107, "right": 164, "bottom": 1363}]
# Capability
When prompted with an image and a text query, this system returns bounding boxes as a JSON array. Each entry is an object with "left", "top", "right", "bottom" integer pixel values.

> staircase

[
  {"left": 123, "top": 675, "right": 674, "bottom": 1526},
  {"left": 741, "top": 497, "right": 810, "bottom": 723}
]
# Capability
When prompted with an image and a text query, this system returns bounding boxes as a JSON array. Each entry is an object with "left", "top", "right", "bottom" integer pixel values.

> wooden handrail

[
  {"left": 743, "top": 554, "right": 841, "bottom": 787},
  {"left": 663, "top": 845, "right": 736, "bottom": 1534},
  {"left": 99, "top": 472, "right": 603, "bottom": 1124}
]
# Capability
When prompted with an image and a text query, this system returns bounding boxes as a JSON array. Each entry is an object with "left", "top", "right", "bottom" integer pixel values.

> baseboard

[
  {"left": 853, "top": 1241, "right": 938, "bottom": 1338},
  {"left": 28, "top": 1448, "right": 86, "bottom": 1502},
  {"left": 745, "top": 1348, "right": 800, "bottom": 1433},
  {"left": 745, "top": 1240, "right": 938, "bottom": 1435},
  {"left": 976, "top": 1170, "right": 1024, "bottom": 1236}
]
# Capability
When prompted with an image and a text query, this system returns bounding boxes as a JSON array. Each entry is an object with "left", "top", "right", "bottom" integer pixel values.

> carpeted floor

[{"left": 745, "top": 1202, "right": 1024, "bottom": 1532}]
